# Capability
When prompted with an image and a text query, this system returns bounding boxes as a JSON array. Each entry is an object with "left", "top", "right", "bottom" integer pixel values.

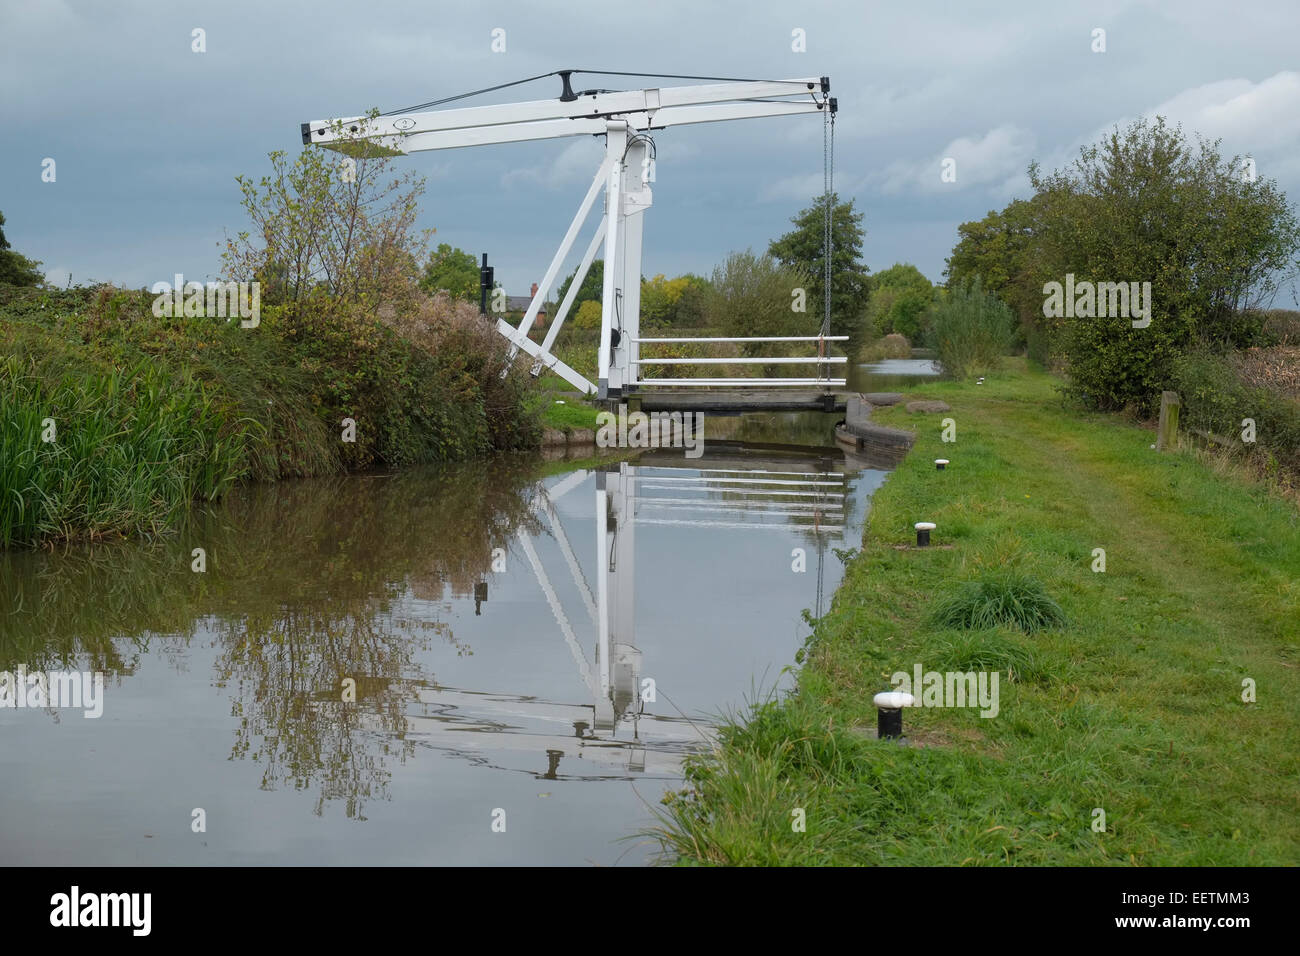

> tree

[
  {"left": 705, "top": 250, "right": 814, "bottom": 354},
  {"left": 866, "top": 263, "right": 934, "bottom": 341},
  {"left": 554, "top": 260, "right": 604, "bottom": 313},
  {"left": 640, "top": 272, "right": 711, "bottom": 328},
  {"left": 0, "top": 211, "right": 44, "bottom": 287},
  {"left": 573, "top": 299, "right": 602, "bottom": 330},
  {"left": 1030, "top": 116, "right": 1300, "bottom": 410},
  {"left": 944, "top": 197, "right": 1050, "bottom": 356},
  {"left": 768, "top": 192, "right": 869, "bottom": 338},
  {"left": 420, "top": 243, "right": 479, "bottom": 300},
  {"left": 222, "top": 112, "right": 432, "bottom": 310},
  {"left": 945, "top": 197, "right": 1047, "bottom": 321}
]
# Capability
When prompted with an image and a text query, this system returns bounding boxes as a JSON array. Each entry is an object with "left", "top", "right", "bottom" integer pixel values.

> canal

[{"left": 0, "top": 358, "right": 939, "bottom": 866}]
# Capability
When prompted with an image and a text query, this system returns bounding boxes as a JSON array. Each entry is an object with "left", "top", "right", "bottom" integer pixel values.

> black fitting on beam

[
  {"left": 558, "top": 70, "right": 578, "bottom": 102},
  {"left": 829, "top": 96, "right": 837, "bottom": 115},
  {"left": 820, "top": 76, "right": 830, "bottom": 94},
  {"left": 300, "top": 122, "right": 311, "bottom": 146}
]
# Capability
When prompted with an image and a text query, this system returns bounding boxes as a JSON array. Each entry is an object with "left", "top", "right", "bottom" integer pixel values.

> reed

[{"left": 0, "top": 353, "right": 247, "bottom": 547}]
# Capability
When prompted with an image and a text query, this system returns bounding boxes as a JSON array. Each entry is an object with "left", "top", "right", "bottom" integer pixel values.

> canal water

[{"left": 0, "top": 359, "right": 939, "bottom": 866}]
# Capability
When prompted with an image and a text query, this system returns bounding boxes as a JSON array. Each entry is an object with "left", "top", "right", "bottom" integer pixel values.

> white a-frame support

[{"left": 500, "top": 120, "right": 653, "bottom": 398}]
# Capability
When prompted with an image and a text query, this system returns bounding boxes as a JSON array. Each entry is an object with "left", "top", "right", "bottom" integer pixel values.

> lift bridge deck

[{"left": 628, "top": 387, "right": 848, "bottom": 414}]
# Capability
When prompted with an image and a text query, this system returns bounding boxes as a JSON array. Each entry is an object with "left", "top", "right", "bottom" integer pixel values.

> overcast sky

[{"left": 3, "top": 0, "right": 1298, "bottom": 302}]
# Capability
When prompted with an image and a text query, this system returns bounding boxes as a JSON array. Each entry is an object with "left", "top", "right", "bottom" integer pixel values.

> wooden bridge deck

[{"left": 630, "top": 389, "right": 848, "bottom": 414}]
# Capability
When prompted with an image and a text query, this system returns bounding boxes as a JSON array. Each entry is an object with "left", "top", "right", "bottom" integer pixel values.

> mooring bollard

[
  {"left": 914, "top": 521, "right": 936, "bottom": 546},
  {"left": 873, "top": 691, "right": 915, "bottom": 739},
  {"left": 935, "top": 458, "right": 949, "bottom": 471}
]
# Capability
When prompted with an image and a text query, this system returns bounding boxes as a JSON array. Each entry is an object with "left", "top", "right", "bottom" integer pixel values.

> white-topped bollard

[
  {"left": 914, "top": 521, "right": 936, "bottom": 546},
  {"left": 873, "top": 691, "right": 915, "bottom": 739},
  {"left": 935, "top": 458, "right": 949, "bottom": 471}
]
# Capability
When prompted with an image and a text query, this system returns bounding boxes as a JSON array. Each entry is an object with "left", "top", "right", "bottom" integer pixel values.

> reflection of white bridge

[{"left": 407, "top": 452, "right": 849, "bottom": 777}]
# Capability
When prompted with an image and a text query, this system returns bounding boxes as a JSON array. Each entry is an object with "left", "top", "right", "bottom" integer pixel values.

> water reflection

[
  {"left": 848, "top": 355, "right": 941, "bottom": 392},
  {"left": 0, "top": 443, "right": 875, "bottom": 862},
  {"left": 402, "top": 448, "right": 854, "bottom": 785}
]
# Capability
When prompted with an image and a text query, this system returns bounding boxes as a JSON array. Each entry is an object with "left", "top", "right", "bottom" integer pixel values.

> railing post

[{"left": 1157, "top": 390, "right": 1181, "bottom": 452}]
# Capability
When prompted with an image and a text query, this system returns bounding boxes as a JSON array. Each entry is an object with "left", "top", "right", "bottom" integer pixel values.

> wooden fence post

[{"left": 1157, "top": 390, "right": 1181, "bottom": 452}]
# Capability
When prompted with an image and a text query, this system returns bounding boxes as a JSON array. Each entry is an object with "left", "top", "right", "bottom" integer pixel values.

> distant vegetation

[
  {"left": 946, "top": 118, "right": 1300, "bottom": 403},
  {"left": 865, "top": 263, "right": 934, "bottom": 342},
  {"left": 767, "top": 192, "right": 871, "bottom": 341},
  {"left": 420, "top": 243, "right": 481, "bottom": 301},
  {"left": 0, "top": 210, "right": 43, "bottom": 287},
  {"left": 943, "top": 116, "right": 1300, "bottom": 479},
  {"left": 859, "top": 332, "right": 911, "bottom": 362}
]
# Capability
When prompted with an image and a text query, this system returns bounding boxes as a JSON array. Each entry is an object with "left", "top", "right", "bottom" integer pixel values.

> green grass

[
  {"left": 538, "top": 397, "right": 601, "bottom": 432},
  {"left": 654, "top": 359, "right": 1300, "bottom": 865}
]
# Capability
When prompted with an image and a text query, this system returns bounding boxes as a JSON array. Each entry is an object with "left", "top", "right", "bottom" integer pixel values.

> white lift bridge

[{"left": 303, "top": 69, "right": 843, "bottom": 400}]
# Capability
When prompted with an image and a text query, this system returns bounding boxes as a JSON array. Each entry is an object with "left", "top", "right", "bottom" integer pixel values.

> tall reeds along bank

[
  {"left": 0, "top": 341, "right": 246, "bottom": 548},
  {"left": 0, "top": 286, "right": 542, "bottom": 548},
  {"left": 927, "top": 278, "right": 1014, "bottom": 379}
]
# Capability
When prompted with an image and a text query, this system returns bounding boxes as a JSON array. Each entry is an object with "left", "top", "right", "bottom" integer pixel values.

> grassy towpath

[{"left": 657, "top": 360, "right": 1300, "bottom": 865}]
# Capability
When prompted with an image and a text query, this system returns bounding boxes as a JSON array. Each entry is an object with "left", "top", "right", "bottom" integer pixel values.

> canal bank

[
  {"left": 0, "top": 287, "right": 542, "bottom": 549},
  {"left": 655, "top": 360, "right": 1300, "bottom": 866}
]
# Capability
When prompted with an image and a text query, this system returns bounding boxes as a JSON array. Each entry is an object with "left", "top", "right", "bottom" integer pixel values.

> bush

[
  {"left": 859, "top": 333, "right": 911, "bottom": 362},
  {"left": 928, "top": 569, "right": 1067, "bottom": 634},
  {"left": 706, "top": 250, "right": 815, "bottom": 351},
  {"left": 1171, "top": 351, "right": 1300, "bottom": 472},
  {"left": 927, "top": 278, "right": 1014, "bottom": 379},
  {"left": 865, "top": 263, "right": 934, "bottom": 340},
  {"left": 572, "top": 299, "right": 602, "bottom": 331},
  {"left": 1031, "top": 118, "right": 1300, "bottom": 413}
]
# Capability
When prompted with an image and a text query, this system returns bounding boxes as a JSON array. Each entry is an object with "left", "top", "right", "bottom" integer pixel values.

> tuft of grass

[{"left": 928, "top": 569, "right": 1067, "bottom": 634}]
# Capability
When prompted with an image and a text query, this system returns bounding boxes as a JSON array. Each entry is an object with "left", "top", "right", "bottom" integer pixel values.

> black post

[
  {"left": 877, "top": 706, "right": 903, "bottom": 740},
  {"left": 479, "top": 253, "right": 492, "bottom": 316}
]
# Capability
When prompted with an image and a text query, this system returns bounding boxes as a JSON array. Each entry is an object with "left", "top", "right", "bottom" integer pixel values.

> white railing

[{"left": 630, "top": 335, "right": 849, "bottom": 387}]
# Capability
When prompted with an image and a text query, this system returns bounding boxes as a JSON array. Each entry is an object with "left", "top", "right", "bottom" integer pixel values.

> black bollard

[
  {"left": 915, "top": 521, "right": 935, "bottom": 546},
  {"left": 873, "top": 691, "right": 914, "bottom": 740}
]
